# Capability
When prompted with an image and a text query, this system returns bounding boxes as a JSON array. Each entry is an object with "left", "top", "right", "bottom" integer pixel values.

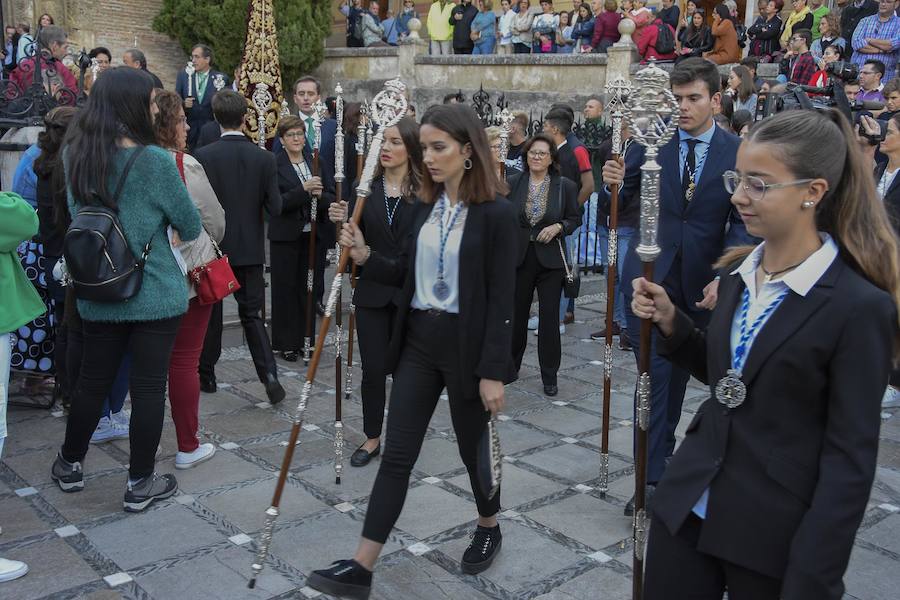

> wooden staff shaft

[
  {"left": 599, "top": 151, "right": 622, "bottom": 496},
  {"left": 633, "top": 259, "right": 654, "bottom": 600}
]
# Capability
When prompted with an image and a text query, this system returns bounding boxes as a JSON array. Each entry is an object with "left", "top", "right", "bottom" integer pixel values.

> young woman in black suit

[
  {"left": 328, "top": 117, "right": 422, "bottom": 467},
  {"left": 633, "top": 109, "right": 900, "bottom": 600},
  {"left": 308, "top": 104, "right": 517, "bottom": 599},
  {"left": 268, "top": 116, "right": 326, "bottom": 362},
  {"left": 508, "top": 133, "right": 581, "bottom": 396}
]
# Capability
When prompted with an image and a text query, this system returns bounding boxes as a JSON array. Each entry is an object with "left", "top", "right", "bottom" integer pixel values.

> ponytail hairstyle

[{"left": 719, "top": 109, "right": 900, "bottom": 356}]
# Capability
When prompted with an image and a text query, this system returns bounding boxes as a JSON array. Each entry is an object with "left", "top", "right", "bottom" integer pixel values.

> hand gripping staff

[
  {"left": 344, "top": 100, "right": 370, "bottom": 400},
  {"left": 247, "top": 80, "right": 408, "bottom": 589},
  {"left": 598, "top": 76, "right": 633, "bottom": 497},
  {"left": 622, "top": 60, "right": 679, "bottom": 600},
  {"left": 303, "top": 100, "right": 328, "bottom": 366},
  {"left": 333, "top": 83, "right": 346, "bottom": 485}
]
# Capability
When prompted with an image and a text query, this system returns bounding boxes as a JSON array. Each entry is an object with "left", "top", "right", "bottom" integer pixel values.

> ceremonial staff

[
  {"left": 333, "top": 83, "right": 346, "bottom": 485},
  {"left": 184, "top": 61, "right": 195, "bottom": 101},
  {"left": 303, "top": 101, "right": 327, "bottom": 365},
  {"left": 247, "top": 80, "right": 408, "bottom": 589},
  {"left": 497, "top": 108, "right": 513, "bottom": 180},
  {"left": 622, "top": 60, "right": 679, "bottom": 600},
  {"left": 599, "top": 76, "right": 632, "bottom": 496},
  {"left": 344, "top": 100, "right": 370, "bottom": 400}
]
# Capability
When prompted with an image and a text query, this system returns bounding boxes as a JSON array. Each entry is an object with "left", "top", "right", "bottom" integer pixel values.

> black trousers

[
  {"left": 62, "top": 316, "right": 182, "bottom": 479},
  {"left": 269, "top": 237, "right": 315, "bottom": 352},
  {"left": 355, "top": 304, "right": 396, "bottom": 439},
  {"left": 315, "top": 225, "right": 333, "bottom": 305},
  {"left": 512, "top": 244, "right": 565, "bottom": 386},
  {"left": 361, "top": 310, "right": 500, "bottom": 544},
  {"left": 514, "top": 42, "right": 531, "bottom": 54},
  {"left": 199, "top": 264, "right": 277, "bottom": 384},
  {"left": 645, "top": 514, "right": 782, "bottom": 599}
]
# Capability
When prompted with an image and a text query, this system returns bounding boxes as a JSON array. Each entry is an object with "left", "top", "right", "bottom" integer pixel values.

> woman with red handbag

[{"left": 153, "top": 90, "right": 227, "bottom": 470}]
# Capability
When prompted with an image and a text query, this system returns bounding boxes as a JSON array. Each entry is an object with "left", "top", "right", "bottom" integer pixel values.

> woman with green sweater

[
  {"left": 0, "top": 191, "right": 45, "bottom": 583},
  {"left": 51, "top": 67, "right": 202, "bottom": 513}
]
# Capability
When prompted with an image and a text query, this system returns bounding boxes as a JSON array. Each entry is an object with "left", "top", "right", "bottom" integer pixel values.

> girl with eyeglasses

[
  {"left": 633, "top": 109, "right": 899, "bottom": 598},
  {"left": 308, "top": 104, "right": 517, "bottom": 598},
  {"left": 507, "top": 133, "right": 581, "bottom": 397}
]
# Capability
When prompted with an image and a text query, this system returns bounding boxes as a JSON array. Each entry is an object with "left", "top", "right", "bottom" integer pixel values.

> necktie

[
  {"left": 305, "top": 116, "right": 315, "bottom": 149},
  {"left": 682, "top": 138, "right": 699, "bottom": 207}
]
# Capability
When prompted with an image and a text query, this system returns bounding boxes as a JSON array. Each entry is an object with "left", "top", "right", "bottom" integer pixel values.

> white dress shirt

[{"left": 411, "top": 193, "right": 467, "bottom": 314}]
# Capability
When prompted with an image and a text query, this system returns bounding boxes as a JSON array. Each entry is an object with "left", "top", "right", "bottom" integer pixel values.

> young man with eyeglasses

[
  {"left": 781, "top": 28, "right": 817, "bottom": 83},
  {"left": 851, "top": 0, "right": 900, "bottom": 81},
  {"left": 600, "top": 58, "right": 754, "bottom": 517}
]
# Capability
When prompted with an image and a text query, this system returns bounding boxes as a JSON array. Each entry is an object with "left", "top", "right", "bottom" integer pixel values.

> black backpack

[
  {"left": 655, "top": 22, "right": 676, "bottom": 55},
  {"left": 63, "top": 147, "right": 150, "bottom": 302}
]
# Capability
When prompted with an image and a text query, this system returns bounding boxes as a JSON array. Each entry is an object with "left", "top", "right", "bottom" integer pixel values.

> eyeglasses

[
  {"left": 527, "top": 150, "right": 550, "bottom": 159},
  {"left": 489, "top": 143, "right": 503, "bottom": 151},
  {"left": 282, "top": 131, "right": 305, "bottom": 139},
  {"left": 722, "top": 170, "right": 814, "bottom": 201}
]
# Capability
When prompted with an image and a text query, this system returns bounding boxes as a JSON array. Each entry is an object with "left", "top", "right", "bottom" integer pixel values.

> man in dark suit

[
  {"left": 175, "top": 44, "right": 228, "bottom": 150},
  {"left": 194, "top": 90, "right": 286, "bottom": 404},
  {"left": 122, "top": 48, "right": 163, "bottom": 89},
  {"left": 603, "top": 58, "right": 754, "bottom": 513}
]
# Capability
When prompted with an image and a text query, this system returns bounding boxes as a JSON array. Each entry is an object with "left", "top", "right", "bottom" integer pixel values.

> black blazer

[
  {"left": 194, "top": 136, "right": 282, "bottom": 266},
  {"left": 875, "top": 160, "right": 900, "bottom": 235},
  {"left": 175, "top": 69, "right": 226, "bottom": 150},
  {"left": 195, "top": 121, "right": 222, "bottom": 150},
  {"left": 365, "top": 198, "right": 519, "bottom": 398},
  {"left": 652, "top": 255, "right": 897, "bottom": 600},
  {"left": 268, "top": 149, "right": 315, "bottom": 242},
  {"left": 351, "top": 179, "right": 417, "bottom": 309},
  {"left": 507, "top": 172, "right": 581, "bottom": 269}
]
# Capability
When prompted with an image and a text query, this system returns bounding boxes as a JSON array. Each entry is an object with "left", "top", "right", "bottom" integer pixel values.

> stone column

[
  {"left": 397, "top": 18, "right": 427, "bottom": 94},
  {"left": 606, "top": 18, "right": 638, "bottom": 83}
]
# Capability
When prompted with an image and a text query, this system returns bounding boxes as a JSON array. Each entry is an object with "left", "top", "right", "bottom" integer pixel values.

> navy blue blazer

[
  {"left": 175, "top": 68, "right": 227, "bottom": 150},
  {"left": 621, "top": 126, "right": 753, "bottom": 312}
]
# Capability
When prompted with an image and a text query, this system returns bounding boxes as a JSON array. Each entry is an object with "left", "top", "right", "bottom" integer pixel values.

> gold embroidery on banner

[{"left": 239, "top": 0, "right": 285, "bottom": 145}]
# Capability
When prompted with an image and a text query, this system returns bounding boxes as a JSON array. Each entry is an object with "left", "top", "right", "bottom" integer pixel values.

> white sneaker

[
  {"left": 883, "top": 386, "right": 900, "bottom": 408},
  {"left": 559, "top": 324, "right": 566, "bottom": 335},
  {"left": 175, "top": 443, "right": 216, "bottom": 470},
  {"left": 0, "top": 557, "right": 28, "bottom": 582},
  {"left": 527, "top": 315, "right": 539, "bottom": 330},
  {"left": 90, "top": 416, "right": 129, "bottom": 444},
  {"left": 111, "top": 410, "right": 130, "bottom": 428}
]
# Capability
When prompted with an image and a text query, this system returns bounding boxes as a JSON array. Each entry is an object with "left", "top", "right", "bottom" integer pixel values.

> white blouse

[
  {"left": 411, "top": 194, "right": 467, "bottom": 314},
  {"left": 877, "top": 166, "right": 898, "bottom": 201}
]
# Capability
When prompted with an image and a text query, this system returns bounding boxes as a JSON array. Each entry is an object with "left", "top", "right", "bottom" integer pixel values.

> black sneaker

[
  {"left": 51, "top": 452, "right": 84, "bottom": 492},
  {"left": 123, "top": 473, "right": 178, "bottom": 512},
  {"left": 461, "top": 524, "right": 502, "bottom": 574},
  {"left": 307, "top": 559, "right": 372, "bottom": 600}
]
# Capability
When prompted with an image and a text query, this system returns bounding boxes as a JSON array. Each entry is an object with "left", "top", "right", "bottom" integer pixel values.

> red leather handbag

[{"left": 176, "top": 152, "right": 240, "bottom": 304}]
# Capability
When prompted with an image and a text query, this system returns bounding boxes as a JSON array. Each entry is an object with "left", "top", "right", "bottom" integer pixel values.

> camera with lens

[{"left": 824, "top": 60, "right": 859, "bottom": 83}]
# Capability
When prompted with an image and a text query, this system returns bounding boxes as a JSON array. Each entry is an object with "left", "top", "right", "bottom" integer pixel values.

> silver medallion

[
  {"left": 433, "top": 279, "right": 450, "bottom": 301},
  {"left": 715, "top": 368, "right": 746, "bottom": 408}
]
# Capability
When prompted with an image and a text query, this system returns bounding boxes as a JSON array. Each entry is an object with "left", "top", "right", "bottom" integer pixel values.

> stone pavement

[{"left": 2, "top": 275, "right": 900, "bottom": 600}]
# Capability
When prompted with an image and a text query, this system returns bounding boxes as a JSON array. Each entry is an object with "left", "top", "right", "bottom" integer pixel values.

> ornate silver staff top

[
  {"left": 334, "top": 83, "right": 345, "bottom": 184},
  {"left": 90, "top": 58, "right": 100, "bottom": 82},
  {"left": 497, "top": 108, "right": 514, "bottom": 165},
  {"left": 355, "top": 79, "right": 408, "bottom": 200},
  {"left": 251, "top": 83, "right": 273, "bottom": 150},
  {"left": 184, "top": 61, "right": 195, "bottom": 98},
  {"left": 604, "top": 75, "right": 633, "bottom": 157},
  {"left": 280, "top": 99, "right": 290, "bottom": 117},
  {"left": 312, "top": 99, "right": 327, "bottom": 153},
  {"left": 623, "top": 60, "right": 679, "bottom": 264},
  {"left": 357, "top": 100, "right": 368, "bottom": 156}
]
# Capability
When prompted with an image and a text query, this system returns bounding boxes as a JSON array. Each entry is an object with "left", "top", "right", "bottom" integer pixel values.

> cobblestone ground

[{"left": 2, "top": 274, "right": 899, "bottom": 600}]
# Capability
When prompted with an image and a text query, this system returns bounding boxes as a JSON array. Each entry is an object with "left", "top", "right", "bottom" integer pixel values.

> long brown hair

[
  {"left": 374, "top": 117, "right": 422, "bottom": 201},
  {"left": 418, "top": 104, "right": 508, "bottom": 204},
  {"left": 34, "top": 106, "right": 77, "bottom": 233},
  {"left": 152, "top": 89, "right": 186, "bottom": 151},
  {"left": 718, "top": 109, "right": 900, "bottom": 355}
]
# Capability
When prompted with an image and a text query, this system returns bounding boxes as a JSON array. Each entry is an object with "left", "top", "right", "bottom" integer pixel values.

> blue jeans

[
  {"left": 577, "top": 193, "right": 602, "bottom": 267},
  {"left": 600, "top": 226, "right": 636, "bottom": 328},
  {"left": 473, "top": 37, "right": 496, "bottom": 54}
]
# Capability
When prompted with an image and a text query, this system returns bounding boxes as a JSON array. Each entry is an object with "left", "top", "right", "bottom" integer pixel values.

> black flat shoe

[
  {"left": 461, "top": 524, "right": 502, "bottom": 574},
  {"left": 307, "top": 559, "right": 372, "bottom": 600},
  {"left": 350, "top": 443, "right": 381, "bottom": 467},
  {"left": 280, "top": 350, "right": 299, "bottom": 362},
  {"left": 265, "top": 376, "right": 286, "bottom": 405},
  {"left": 200, "top": 378, "right": 217, "bottom": 394},
  {"left": 543, "top": 384, "right": 558, "bottom": 397}
]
